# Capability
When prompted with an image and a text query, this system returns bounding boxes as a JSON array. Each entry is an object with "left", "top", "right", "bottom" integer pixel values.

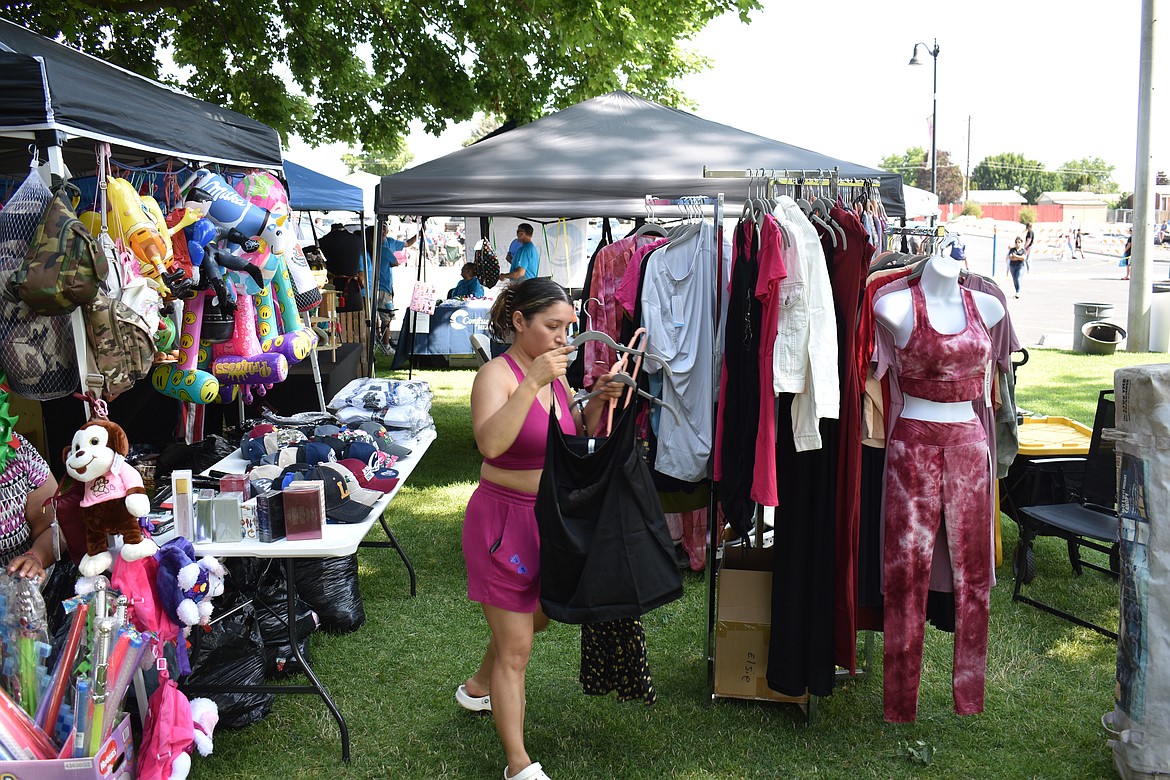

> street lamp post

[{"left": 909, "top": 38, "right": 940, "bottom": 196}]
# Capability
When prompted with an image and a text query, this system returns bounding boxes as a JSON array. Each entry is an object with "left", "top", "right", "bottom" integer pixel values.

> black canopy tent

[
  {"left": 0, "top": 16, "right": 283, "bottom": 173},
  {"left": 0, "top": 17, "right": 298, "bottom": 435},
  {"left": 376, "top": 90, "right": 903, "bottom": 219}
]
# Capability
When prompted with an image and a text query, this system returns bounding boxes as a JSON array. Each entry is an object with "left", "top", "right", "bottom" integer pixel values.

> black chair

[{"left": 1012, "top": 390, "right": 1119, "bottom": 639}]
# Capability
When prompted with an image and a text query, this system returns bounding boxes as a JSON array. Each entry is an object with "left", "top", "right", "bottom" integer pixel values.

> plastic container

[
  {"left": 1150, "top": 282, "right": 1170, "bottom": 353},
  {"left": 1073, "top": 302, "right": 1115, "bottom": 353},
  {"left": 1081, "top": 321, "right": 1127, "bottom": 356}
]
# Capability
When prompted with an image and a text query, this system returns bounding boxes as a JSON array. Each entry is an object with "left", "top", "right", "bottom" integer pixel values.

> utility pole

[
  {"left": 965, "top": 115, "right": 972, "bottom": 203},
  {"left": 1128, "top": 0, "right": 1157, "bottom": 352}
]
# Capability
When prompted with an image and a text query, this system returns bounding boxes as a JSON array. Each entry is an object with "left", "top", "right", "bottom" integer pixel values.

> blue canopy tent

[
  {"left": 281, "top": 160, "right": 378, "bottom": 377},
  {"left": 283, "top": 160, "right": 365, "bottom": 213}
]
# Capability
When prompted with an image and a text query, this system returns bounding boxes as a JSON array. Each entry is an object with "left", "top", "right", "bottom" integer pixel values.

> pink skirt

[{"left": 463, "top": 479, "right": 541, "bottom": 613}]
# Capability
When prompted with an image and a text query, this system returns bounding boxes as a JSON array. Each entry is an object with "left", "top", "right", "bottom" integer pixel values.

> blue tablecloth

[{"left": 405, "top": 300, "right": 493, "bottom": 355}]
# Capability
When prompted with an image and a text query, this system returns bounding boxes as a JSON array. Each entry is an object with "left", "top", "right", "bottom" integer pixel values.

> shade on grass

[{"left": 192, "top": 348, "right": 1167, "bottom": 779}]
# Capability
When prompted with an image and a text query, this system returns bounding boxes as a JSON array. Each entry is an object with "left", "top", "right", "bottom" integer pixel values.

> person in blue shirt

[
  {"left": 367, "top": 223, "right": 416, "bottom": 347},
  {"left": 452, "top": 262, "right": 486, "bottom": 299},
  {"left": 501, "top": 223, "right": 539, "bottom": 282}
]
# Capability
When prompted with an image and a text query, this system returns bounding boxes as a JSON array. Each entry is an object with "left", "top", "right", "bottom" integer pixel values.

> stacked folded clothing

[{"left": 326, "top": 378, "right": 435, "bottom": 438}]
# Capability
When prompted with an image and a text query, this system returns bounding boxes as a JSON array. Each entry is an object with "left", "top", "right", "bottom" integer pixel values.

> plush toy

[
  {"left": 155, "top": 537, "right": 226, "bottom": 628},
  {"left": 64, "top": 419, "right": 158, "bottom": 577},
  {"left": 188, "top": 697, "right": 219, "bottom": 757}
]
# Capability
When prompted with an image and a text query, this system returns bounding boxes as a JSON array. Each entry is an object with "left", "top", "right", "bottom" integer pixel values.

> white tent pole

[{"left": 304, "top": 311, "right": 326, "bottom": 411}]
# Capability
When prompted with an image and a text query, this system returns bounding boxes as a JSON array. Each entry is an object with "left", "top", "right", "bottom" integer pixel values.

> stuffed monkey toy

[{"left": 64, "top": 419, "right": 158, "bottom": 577}]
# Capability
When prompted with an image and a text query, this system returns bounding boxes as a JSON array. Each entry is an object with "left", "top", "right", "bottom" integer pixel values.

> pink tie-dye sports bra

[
  {"left": 483, "top": 353, "right": 577, "bottom": 471},
  {"left": 896, "top": 283, "right": 993, "bottom": 404}
]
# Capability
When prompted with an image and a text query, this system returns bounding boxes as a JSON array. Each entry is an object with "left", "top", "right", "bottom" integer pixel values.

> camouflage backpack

[
  {"left": 82, "top": 289, "right": 155, "bottom": 400},
  {"left": 5, "top": 177, "right": 107, "bottom": 316}
]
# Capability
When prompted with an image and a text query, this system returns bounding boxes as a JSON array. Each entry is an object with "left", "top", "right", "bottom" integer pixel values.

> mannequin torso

[{"left": 874, "top": 256, "right": 1005, "bottom": 422}]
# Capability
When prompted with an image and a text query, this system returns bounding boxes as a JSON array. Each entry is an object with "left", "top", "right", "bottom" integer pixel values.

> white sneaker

[
  {"left": 505, "top": 762, "right": 550, "bottom": 780},
  {"left": 456, "top": 684, "right": 491, "bottom": 713}
]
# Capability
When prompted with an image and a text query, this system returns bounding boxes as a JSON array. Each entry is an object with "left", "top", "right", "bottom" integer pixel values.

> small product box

[
  {"left": 239, "top": 497, "right": 258, "bottom": 541},
  {"left": 219, "top": 473, "right": 251, "bottom": 499},
  {"left": 283, "top": 480, "right": 325, "bottom": 541},
  {"left": 255, "top": 490, "right": 286, "bottom": 543},
  {"left": 0, "top": 714, "right": 135, "bottom": 778},
  {"left": 171, "top": 469, "right": 194, "bottom": 539},
  {"left": 193, "top": 489, "right": 216, "bottom": 544},
  {"left": 212, "top": 492, "right": 244, "bottom": 542}
]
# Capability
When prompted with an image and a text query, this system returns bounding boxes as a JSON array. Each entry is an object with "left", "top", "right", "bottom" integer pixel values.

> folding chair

[
  {"left": 1012, "top": 390, "right": 1119, "bottom": 639},
  {"left": 469, "top": 333, "right": 491, "bottom": 367}
]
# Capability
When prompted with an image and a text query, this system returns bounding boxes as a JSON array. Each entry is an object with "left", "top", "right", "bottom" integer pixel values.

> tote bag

[{"left": 535, "top": 400, "right": 682, "bottom": 624}]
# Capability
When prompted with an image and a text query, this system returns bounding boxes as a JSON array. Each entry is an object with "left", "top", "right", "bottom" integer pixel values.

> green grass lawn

[{"left": 192, "top": 349, "right": 1168, "bottom": 780}]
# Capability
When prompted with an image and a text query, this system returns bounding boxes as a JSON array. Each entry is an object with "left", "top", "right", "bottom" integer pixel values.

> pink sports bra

[
  {"left": 483, "top": 353, "right": 577, "bottom": 471},
  {"left": 896, "top": 283, "right": 993, "bottom": 404}
]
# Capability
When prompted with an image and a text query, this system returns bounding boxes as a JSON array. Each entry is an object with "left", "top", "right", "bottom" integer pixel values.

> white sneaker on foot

[
  {"left": 505, "top": 762, "right": 550, "bottom": 780},
  {"left": 456, "top": 684, "right": 491, "bottom": 713}
]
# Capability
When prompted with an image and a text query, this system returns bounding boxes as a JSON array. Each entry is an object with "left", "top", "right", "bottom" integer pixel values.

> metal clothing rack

[{"left": 700, "top": 165, "right": 889, "bottom": 718}]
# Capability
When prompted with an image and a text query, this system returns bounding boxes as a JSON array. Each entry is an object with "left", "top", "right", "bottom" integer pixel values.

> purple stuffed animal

[{"left": 155, "top": 537, "right": 226, "bottom": 628}]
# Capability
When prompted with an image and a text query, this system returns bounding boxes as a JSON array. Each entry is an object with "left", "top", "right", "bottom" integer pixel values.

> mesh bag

[{"left": 0, "top": 171, "right": 78, "bottom": 400}]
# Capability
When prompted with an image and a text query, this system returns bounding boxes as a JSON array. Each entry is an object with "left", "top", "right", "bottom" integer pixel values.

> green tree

[
  {"left": 878, "top": 146, "right": 963, "bottom": 204},
  {"left": 15, "top": 0, "right": 761, "bottom": 156},
  {"left": 1057, "top": 156, "right": 1119, "bottom": 193},
  {"left": 970, "top": 152, "right": 1058, "bottom": 204},
  {"left": 341, "top": 147, "right": 414, "bottom": 177}
]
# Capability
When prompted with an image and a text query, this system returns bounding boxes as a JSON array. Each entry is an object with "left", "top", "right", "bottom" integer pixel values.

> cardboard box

[
  {"left": 0, "top": 714, "right": 135, "bottom": 778},
  {"left": 714, "top": 547, "right": 809, "bottom": 704}
]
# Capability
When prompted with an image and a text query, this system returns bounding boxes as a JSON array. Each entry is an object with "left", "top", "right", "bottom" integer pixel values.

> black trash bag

[
  {"left": 155, "top": 434, "right": 237, "bottom": 483},
  {"left": 253, "top": 565, "right": 319, "bottom": 678},
  {"left": 293, "top": 553, "right": 365, "bottom": 633},
  {"left": 42, "top": 556, "right": 82, "bottom": 635},
  {"left": 184, "top": 597, "right": 273, "bottom": 728}
]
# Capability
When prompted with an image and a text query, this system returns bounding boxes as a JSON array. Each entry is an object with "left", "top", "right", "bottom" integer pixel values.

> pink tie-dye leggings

[{"left": 883, "top": 416, "right": 991, "bottom": 722}]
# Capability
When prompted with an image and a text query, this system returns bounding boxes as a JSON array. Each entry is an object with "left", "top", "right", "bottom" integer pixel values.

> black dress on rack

[{"left": 717, "top": 219, "right": 763, "bottom": 539}]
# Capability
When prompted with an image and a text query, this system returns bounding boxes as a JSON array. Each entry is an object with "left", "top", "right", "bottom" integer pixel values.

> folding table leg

[
  {"left": 283, "top": 558, "right": 351, "bottom": 761},
  {"left": 379, "top": 516, "right": 417, "bottom": 596}
]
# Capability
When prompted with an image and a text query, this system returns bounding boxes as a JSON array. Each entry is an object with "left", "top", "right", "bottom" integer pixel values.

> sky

[{"left": 287, "top": 0, "right": 1166, "bottom": 192}]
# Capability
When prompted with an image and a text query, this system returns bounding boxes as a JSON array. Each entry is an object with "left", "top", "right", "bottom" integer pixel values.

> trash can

[
  {"left": 1081, "top": 321, "right": 1127, "bottom": 355},
  {"left": 1151, "top": 283, "right": 1170, "bottom": 353},
  {"left": 1072, "top": 302, "right": 1115, "bottom": 352}
]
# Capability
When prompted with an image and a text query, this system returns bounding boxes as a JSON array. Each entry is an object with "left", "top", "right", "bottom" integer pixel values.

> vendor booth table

[
  {"left": 173, "top": 428, "right": 435, "bottom": 763},
  {"left": 398, "top": 299, "right": 492, "bottom": 356}
]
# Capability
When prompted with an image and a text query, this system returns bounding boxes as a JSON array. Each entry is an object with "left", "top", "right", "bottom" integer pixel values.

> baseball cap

[
  {"left": 354, "top": 422, "right": 413, "bottom": 458},
  {"left": 309, "top": 463, "right": 381, "bottom": 523},
  {"left": 337, "top": 458, "right": 399, "bottom": 493},
  {"left": 278, "top": 462, "right": 315, "bottom": 490},
  {"left": 248, "top": 464, "right": 284, "bottom": 482},
  {"left": 296, "top": 441, "right": 336, "bottom": 467}
]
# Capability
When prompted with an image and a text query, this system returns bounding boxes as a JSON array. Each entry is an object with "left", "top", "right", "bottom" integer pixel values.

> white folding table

[{"left": 176, "top": 428, "right": 435, "bottom": 762}]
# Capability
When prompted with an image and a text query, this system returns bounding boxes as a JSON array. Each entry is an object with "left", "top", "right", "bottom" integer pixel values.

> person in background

[
  {"left": 453, "top": 262, "right": 486, "bottom": 299},
  {"left": 1121, "top": 235, "right": 1133, "bottom": 281},
  {"left": 1007, "top": 236, "right": 1027, "bottom": 298},
  {"left": 0, "top": 378, "right": 60, "bottom": 580},
  {"left": 949, "top": 233, "right": 969, "bottom": 270},
  {"left": 1074, "top": 228, "right": 1085, "bottom": 259},
  {"left": 501, "top": 224, "right": 539, "bottom": 282},
  {"left": 366, "top": 223, "right": 417, "bottom": 347},
  {"left": 1024, "top": 222, "right": 1036, "bottom": 261},
  {"left": 458, "top": 279, "right": 622, "bottom": 780}
]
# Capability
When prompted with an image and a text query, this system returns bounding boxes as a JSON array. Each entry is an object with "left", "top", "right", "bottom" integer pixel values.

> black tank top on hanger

[{"left": 535, "top": 399, "right": 683, "bottom": 624}]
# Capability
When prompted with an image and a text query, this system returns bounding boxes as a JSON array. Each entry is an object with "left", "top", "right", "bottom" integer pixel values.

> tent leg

[{"left": 303, "top": 312, "right": 327, "bottom": 411}]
